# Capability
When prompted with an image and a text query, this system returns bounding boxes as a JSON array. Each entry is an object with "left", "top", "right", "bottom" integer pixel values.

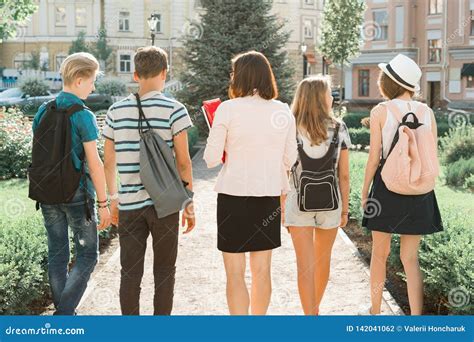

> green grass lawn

[{"left": 0, "top": 178, "right": 40, "bottom": 222}]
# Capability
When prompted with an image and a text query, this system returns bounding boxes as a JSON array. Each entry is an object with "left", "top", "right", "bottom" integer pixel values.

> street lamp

[
  {"left": 300, "top": 43, "right": 308, "bottom": 78},
  {"left": 147, "top": 14, "right": 159, "bottom": 45}
]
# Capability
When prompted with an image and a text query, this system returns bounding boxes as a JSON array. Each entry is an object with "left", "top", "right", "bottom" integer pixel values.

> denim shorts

[{"left": 284, "top": 185, "right": 341, "bottom": 229}]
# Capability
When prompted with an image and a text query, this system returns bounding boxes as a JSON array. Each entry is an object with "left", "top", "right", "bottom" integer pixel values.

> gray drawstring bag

[{"left": 135, "top": 93, "right": 193, "bottom": 218}]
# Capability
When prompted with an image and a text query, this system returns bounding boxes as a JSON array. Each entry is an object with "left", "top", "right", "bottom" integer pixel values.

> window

[
  {"left": 358, "top": 70, "right": 370, "bottom": 97},
  {"left": 467, "top": 76, "right": 474, "bottom": 89},
  {"left": 428, "top": 39, "right": 442, "bottom": 63},
  {"left": 429, "top": 0, "right": 443, "bottom": 15},
  {"left": 76, "top": 7, "right": 87, "bottom": 27},
  {"left": 55, "top": 54, "right": 67, "bottom": 71},
  {"left": 119, "top": 54, "right": 131, "bottom": 72},
  {"left": 304, "top": 19, "right": 313, "bottom": 38},
  {"left": 55, "top": 6, "right": 66, "bottom": 26},
  {"left": 471, "top": 10, "right": 474, "bottom": 36},
  {"left": 152, "top": 14, "right": 162, "bottom": 33},
  {"left": 119, "top": 11, "right": 130, "bottom": 31},
  {"left": 304, "top": 0, "right": 315, "bottom": 5},
  {"left": 373, "top": 10, "right": 388, "bottom": 41},
  {"left": 13, "top": 53, "right": 32, "bottom": 69}
]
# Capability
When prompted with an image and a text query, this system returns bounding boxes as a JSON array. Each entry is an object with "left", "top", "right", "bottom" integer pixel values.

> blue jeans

[{"left": 40, "top": 188, "right": 99, "bottom": 315}]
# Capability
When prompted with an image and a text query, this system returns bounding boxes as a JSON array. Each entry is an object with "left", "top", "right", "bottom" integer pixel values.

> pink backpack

[{"left": 380, "top": 102, "right": 439, "bottom": 195}]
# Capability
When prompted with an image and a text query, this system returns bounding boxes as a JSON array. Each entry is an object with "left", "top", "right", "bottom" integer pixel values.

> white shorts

[{"left": 284, "top": 187, "right": 341, "bottom": 229}]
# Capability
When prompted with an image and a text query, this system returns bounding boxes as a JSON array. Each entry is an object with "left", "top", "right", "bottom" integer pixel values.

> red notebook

[{"left": 201, "top": 98, "right": 226, "bottom": 163}]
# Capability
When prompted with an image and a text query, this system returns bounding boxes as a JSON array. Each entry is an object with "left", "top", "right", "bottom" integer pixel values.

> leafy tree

[
  {"left": 318, "top": 0, "right": 365, "bottom": 114},
  {"left": 177, "top": 0, "right": 294, "bottom": 130},
  {"left": 25, "top": 51, "right": 40, "bottom": 70},
  {"left": 0, "top": 0, "right": 37, "bottom": 42},
  {"left": 93, "top": 27, "right": 113, "bottom": 71},
  {"left": 69, "top": 30, "right": 90, "bottom": 54}
]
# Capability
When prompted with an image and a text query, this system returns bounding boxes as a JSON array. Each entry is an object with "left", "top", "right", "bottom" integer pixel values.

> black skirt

[
  {"left": 362, "top": 164, "right": 443, "bottom": 235},
  {"left": 217, "top": 193, "right": 282, "bottom": 253}
]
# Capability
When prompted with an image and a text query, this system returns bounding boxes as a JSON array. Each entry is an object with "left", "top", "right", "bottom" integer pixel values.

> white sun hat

[{"left": 378, "top": 54, "right": 421, "bottom": 92}]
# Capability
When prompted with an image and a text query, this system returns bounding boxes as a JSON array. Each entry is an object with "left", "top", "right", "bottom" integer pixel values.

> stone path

[{"left": 74, "top": 147, "right": 402, "bottom": 315}]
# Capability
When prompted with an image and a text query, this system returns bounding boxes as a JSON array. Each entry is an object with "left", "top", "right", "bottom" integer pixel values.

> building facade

[
  {"left": 0, "top": 0, "right": 326, "bottom": 90},
  {"left": 346, "top": 0, "right": 474, "bottom": 110}
]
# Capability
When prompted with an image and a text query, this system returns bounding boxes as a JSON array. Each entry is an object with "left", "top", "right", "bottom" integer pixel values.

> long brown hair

[
  {"left": 291, "top": 75, "right": 335, "bottom": 145},
  {"left": 228, "top": 51, "right": 278, "bottom": 100}
]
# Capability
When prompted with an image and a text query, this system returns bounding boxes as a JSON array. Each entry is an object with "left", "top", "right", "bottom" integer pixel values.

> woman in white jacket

[{"left": 204, "top": 51, "right": 297, "bottom": 315}]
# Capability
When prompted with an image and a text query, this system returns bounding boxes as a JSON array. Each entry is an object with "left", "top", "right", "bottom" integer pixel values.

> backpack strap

[
  {"left": 414, "top": 102, "right": 430, "bottom": 125},
  {"left": 66, "top": 103, "right": 85, "bottom": 117},
  {"left": 134, "top": 93, "right": 152, "bottom": 134},
  {"left": 331, "top": 122, "right": 341, "bottom": 167}
]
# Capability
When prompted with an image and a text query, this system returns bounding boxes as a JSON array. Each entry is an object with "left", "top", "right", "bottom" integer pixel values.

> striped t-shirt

[{"left": 102, "top": 90, "right": 193, "bottom": 211}]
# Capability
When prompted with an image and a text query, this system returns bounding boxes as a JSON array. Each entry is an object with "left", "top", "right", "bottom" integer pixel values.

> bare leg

[
  {"left": 400, "top": 234, "right": 423, "bottom": 315},
  {"left": 289, "top": 227, "right": 316, "bottom": 315},
  {"left": 249, "top": 250, "right": 273, "bottom": 315},
  {"left": 222, "top": 252, "right": 249, "bottom": 315},
  {"left": 313, "top": 227, "right": 338, "bottom": 314},
  {"left": 370, "top": 231, "right": 392, "bottom": 314}
]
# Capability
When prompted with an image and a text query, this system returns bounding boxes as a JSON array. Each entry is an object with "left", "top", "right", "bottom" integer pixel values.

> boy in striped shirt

[{"left": 102, "top": 46, "right": 195, "bottom": 315}]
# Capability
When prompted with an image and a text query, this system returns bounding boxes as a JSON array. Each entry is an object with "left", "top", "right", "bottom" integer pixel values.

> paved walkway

[{"left": 75, "top": 147, "right": 402, "bottom": 315}]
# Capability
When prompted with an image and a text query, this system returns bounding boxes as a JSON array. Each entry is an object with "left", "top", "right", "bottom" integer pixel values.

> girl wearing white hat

[{"left": 360, "top": 54, "right": 443, "bottom": 315}]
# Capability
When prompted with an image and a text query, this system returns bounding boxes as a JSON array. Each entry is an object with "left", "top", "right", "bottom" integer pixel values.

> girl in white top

[
  {"left": 204, "top": 51, "right": 297, "bottom": 315},
  {"left": 283, "top": 75, "right": 351, "bottom": 315},
  {"left": 361, "top": 54, "right": 442, "bottom": 315}
]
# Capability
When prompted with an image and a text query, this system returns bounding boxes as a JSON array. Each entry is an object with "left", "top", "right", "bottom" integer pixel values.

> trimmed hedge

[
  {"left": 348, "top": 127, "right": 370, "bottom": 147},
  {"left": 343, "top": 112, "right": 368, "bottom": 129}
]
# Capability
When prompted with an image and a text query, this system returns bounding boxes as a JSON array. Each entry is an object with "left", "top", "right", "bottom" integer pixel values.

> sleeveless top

[{"left": 381, "top": 99, "right": 432, "bottom": 159}]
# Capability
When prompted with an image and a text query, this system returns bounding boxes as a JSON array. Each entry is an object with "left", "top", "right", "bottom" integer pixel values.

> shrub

[
  {"left": 348, "top": 127, "right": 370, "bottom": 147},
  {"left": 19, "top": 77, "right": 49, "bottom": 97},
  {"left": 436, "top": 121, "right": 450, "bottom": 138},
  {"left": 343, "top": 112, "right": 368, "bottom": 129},
  {"left": 463, "top": 174, "right": 474, "bottom": 191},
  {"left": 440, "top": 126, "right": 474, "bottom": 165},
  {"left": 0, "top": 215, "right": 48, "bottom": 314},
  {"left": 444, "top": 157, "right": 474, "bottom": 189},
  {"left": 0, "top": 107, "right": 32, "bottom": 179},
  {"left": 95, "top": 78, "right": 127, "bottom": 97},
  {"left": 419, "top": 208, "right": 473, "bottom": 315}
]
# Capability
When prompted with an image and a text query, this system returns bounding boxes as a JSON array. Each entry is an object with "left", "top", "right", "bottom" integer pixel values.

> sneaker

[{"left": 358, "top": 306, "right": 381, "bottom": 315}]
